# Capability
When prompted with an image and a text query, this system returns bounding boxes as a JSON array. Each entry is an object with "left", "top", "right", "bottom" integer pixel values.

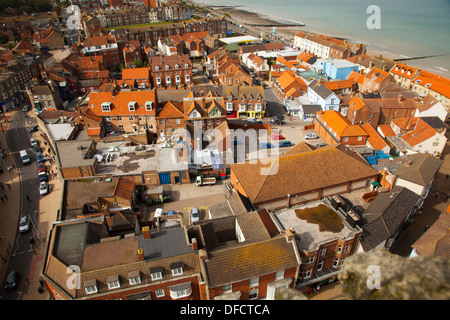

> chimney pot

[
  {"left": 192, "top": 238, "right": 198, "bottom": 250},
  {"left": 199, "top": 249, "right": 208, "bottom": 260},
  {"left": 138, "top": 248, "right": 144, "bottom": 261},
  {"left": 142, "top": 226, "right": 151, "bottom": 239}
]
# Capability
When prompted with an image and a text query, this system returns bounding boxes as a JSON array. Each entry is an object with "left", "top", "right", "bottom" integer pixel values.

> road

[{"left": 0, "top": 111, "right": 40, "bottom": 300}]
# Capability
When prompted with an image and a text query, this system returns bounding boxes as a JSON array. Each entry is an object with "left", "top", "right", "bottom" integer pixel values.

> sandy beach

[{"left": 207, "top": 5, "right": 306, "bottom": 42}]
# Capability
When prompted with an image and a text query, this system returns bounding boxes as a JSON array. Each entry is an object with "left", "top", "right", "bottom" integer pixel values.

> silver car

[
  {"left": 191, "top": 207, "right": 200, "bottom": 223},
  {"left": 19, "top": 213, "right": 30, "bottom": 233}
]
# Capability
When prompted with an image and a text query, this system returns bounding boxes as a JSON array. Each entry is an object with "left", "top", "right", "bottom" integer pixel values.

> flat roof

[
  {"left": 55, "top": 140, "right": 96, "bottom": 168},
  {"left": 273, "top": 200, "right": 359, "bottom": 251},
  {"left": 46, "top": 123, "right": 76, "bottom": 141},
  {"left": 139, "top": 227, "right": 192, "bottom": 261},
  {"left": 219, "top": 36, "right": 260, "bottom": 45}
]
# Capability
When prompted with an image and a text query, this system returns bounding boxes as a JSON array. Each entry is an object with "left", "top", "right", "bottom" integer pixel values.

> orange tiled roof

[
  {"left": 390, "top": 63, "right": 418, "bottom": 79},
  {"left": 277, "top": 71, "right": 307, "bottom": 91},
  {"left": 323, "top": 80, "right": 355, "bottom": 91},
  {"left": 347, "top": 70, "right": 364, "bottom": 84},
  {"left": 366, "top": 67, "right": 390, "bottom": 83},
  {"left": 89, "top": 89, "right": 157, "bottom": 116},
  {"left": 378, "top": 124, "right": 396, "bottom": 137},
  {"left": 414, "top": 76, "right": 450, "bottom": 98},
  {"left": 361, "top": 122, "right": 389, "bottom": 151},
  {"left": 156, "top": 100, "right": 184, "bottom": 119},
  {"left": 349, "top": 96, "right": 367, "bottom": 111},
  {"left": 392, "top": 117, "right": 438, "bottom": 147},
  {"left": 318, "top": 110, "right": 368, "bottom": 137},
  {"left": 122, "top": 67, "right": 150, "bottom": 80}
]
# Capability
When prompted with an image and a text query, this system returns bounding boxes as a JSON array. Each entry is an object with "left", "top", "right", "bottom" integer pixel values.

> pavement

[{"left": 0, "top": 108, "right": 63, "bottom": 300}]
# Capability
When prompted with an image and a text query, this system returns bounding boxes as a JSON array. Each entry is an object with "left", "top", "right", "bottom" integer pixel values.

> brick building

[{"left": 150, "top": 54, "right": 192, "bottom": 89}]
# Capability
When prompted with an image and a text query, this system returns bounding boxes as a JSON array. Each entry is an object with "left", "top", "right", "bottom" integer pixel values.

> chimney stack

[
  {"left": 191, "top": 238, "right": 198, "bottom": 250},
  {"left": 199, "top": 249, "right": 208, "bottom": 261},
  {"left": 138, "top": 248, "right": 145, "bottom": 261},
  {"left": 142, "top": 226, "right": 151, "bottom": 239}
]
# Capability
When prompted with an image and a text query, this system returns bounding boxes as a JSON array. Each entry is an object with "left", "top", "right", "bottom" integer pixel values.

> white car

[
  {"left": 39, "top": 181, "right": 48, "bottom": 195},
  {"left": 19, "top": 213, "right": 30, "bottom": 233},
  {"left": 304, "top": 133, "right": 318, "bottom": 140},
  {"left": 191, "top": 207, "right": 200, "bottom": 223},
  {"left": 30, "top": 138, "right": 38, "bottom": 147},
  {"left": 154, "top": 208, "right": 163, "bottom": 221}
]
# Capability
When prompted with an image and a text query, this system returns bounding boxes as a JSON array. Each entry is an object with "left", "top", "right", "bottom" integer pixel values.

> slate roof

[
  {"left": 411, "top": 214, "right": 450, "bottom": 258},
  {"left": 360, "top": 187, "right": 420, "bottom": 251}
]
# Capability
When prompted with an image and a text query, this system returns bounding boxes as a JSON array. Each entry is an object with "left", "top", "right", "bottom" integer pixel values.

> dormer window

[
  {"left": 175, "top": 64, "right": 179, "bottom": 69},
  {"left": 128, "top": 271, "right": 141, "bottom": 286},
  {"left": 145, "top": 101, "right": 153, "bottom": 111},
  {"left": 226, "top": 102, "right": 233, "bottom": 111},
  {"left": 101, "top": 102, "right": 111, "bottom": 112},
  {"left": 165, "top": 65, "right": 170, "bottom": 70},
  {"left": 107, "top": 275, "right": 120, "bottom": 290},
  {"left": 190, "top": 109, "right": 201, "bottom": 118},
  {"left": 150, "top": 266, "right": 163, "bottom": 281},
  {"left": 155, "top": 66, "right": 159, "bottom": 71},
  {"left": 84, "top": 279, "right": 98, "bottom": 295},
  {"left": 128, "top": 101, "right": 137, "bottom": 111},
  {"left": 170, "top": 262, "right": 184, "bottom": 277}
]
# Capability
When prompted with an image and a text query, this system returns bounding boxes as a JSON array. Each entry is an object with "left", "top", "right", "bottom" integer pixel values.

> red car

[
  {"left": 271, "top": 133, "right": 285, "bottom": 140},
  {"left": 38, "top": 163, "right": 46, "bottom": 173}
]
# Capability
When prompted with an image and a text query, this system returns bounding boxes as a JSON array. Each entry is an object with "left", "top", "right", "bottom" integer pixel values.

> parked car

[
  {"left": 30, "top": 138, "right": 38, "bottom": 148},
  {"left": 167, "top": 210, "right": 175, "bottom": 216},
  {"left": 271, "top": 133, "right": 285, "bottom": 140},
  {"left": 271, "top": 117, "right": 286, "bottom": 125},
  {"left": 38, "top": 172, "right": 48, "bottom": 182},
  {"left": 33, "top": 144, "right": 41, "bottom": 153},
  {"left": 22, "top": 105, "right": 30, "bottom": 112},
  {"left": 304, "top": 133, "right": 318, "bottom": 140},
  {"left": 154, "top": 208, "right": 163, "bottom": 221},
  {"left": 192, "top": 69, "right": 198, "bottom": 75},
  {"left": 28, "top": 125, "right": 38, "bottom": 133},
  {"left": 38, "top": 163, "right": 46, "bottom": 173},
  {"left": 19, "top": 213, "right": 30, "bottom": 233},
  {"left": 277, "top": 140, "right": 292, "bottom": 148},
  {"left": 259, "top": 142, "right": 274, "bottom": 149},
  {"left": 4, "top": 271, "right": 18, "bottom": 292},
  {"left": 247, "top": 117, "right": 262, "bottom": 124},
  {"left": 316, "top": 143, "right": 327, "bottom": 147},
  {"left": 191, "top": 207, "right": 200, "bottom": 223},
  {"left": 39, "top": 181, "right": 48, "bottom": 196},
  {"left": 35, "top": 152, "right": 44, "bottom": 163}
]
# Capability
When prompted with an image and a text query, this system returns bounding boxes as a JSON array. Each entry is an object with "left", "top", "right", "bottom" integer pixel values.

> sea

[{"left": 193, "top": 0, "right": 450, "bottom": 77}]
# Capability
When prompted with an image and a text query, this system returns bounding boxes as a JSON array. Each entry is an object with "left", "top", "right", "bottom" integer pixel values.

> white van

[{"left": 20, "top": 150, "right": 30, "bottom": 164}]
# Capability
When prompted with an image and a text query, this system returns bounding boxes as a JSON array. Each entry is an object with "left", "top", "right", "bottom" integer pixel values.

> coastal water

[{"left": 194, "top": 0, "right": 450, "bottom": 77}]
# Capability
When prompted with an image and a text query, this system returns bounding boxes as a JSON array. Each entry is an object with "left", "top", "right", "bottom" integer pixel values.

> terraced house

[
  {"left": 88, "top": 84, "right": 158, "bottom": 143},
  {"left": 150, "top": 54, "right": 193, "bottom": 89}
]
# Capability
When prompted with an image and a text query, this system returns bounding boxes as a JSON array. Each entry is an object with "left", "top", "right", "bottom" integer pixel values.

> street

[{"left": 0, "top": 110, "right": 40, "bottom": 300}]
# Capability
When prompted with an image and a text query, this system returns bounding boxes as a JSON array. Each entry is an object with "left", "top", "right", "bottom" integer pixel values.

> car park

[
  {"left": 39, "top": 181, "right": 48, "bottom": 196},
  {"left": 191, "top": 207, "right": 200, "bottom": 223},
  {"left": 19, "top": 213, "right": 30, "bottom": 233},
  {"left": 4, "top": 271, "right": 18, "bottom": 292},
  {"left": 277, "top": 140, "right": 292, "bottom": 148},
  {"left": 38, "top": 163, "right": 46, "bottom": 173},
  {"left": 35, "top": 152, "right": 44, "bottom": 163},
  {"left": 304, "top": 133, "right": 318, "bottom": 139}
]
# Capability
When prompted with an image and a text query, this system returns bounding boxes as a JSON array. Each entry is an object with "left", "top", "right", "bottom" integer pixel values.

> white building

[{"left": 307, "top": 79, "right": 340, "bottom": 111}]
